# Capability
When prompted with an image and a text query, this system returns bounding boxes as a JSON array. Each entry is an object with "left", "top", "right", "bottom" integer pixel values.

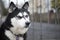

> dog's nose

[{"left": 26, "top": 22, "right": 30, "bottom": 26}]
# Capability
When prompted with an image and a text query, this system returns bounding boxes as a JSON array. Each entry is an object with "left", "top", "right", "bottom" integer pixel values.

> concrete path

[{"left": 27, "top": 22, "right": 60, "bottom": 40}]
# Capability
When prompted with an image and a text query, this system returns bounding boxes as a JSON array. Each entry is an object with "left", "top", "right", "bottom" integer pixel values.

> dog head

[{"left": 6, "top": 2, "right": 30, "bottom": 35}]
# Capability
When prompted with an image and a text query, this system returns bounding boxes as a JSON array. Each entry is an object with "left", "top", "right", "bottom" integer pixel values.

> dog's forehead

[{"left": 17, "top": 12, "right": 28, "bottom": 16}]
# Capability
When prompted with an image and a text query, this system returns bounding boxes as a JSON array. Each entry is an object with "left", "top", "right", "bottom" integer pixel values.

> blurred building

[{"left": 29, "top": 0, "right": 51, "bottom": 14}]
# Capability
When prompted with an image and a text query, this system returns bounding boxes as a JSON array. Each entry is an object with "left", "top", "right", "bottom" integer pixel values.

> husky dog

[{"left": 0, "top": 2, "right": 30, "bottom": 40}]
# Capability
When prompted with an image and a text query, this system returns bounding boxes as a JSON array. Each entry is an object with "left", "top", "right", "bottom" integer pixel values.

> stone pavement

[{"left": 27, "top": 22, "right": 60, "bottom": 40}]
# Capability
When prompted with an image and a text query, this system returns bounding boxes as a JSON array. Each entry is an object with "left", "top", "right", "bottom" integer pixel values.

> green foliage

[
  {"left": 0, "top": 0, "right": 8, "bottom": 16},
  {"left": 51, "top": 0, "right": 55, "bottom": 8},
  {"left": 51, "top": 0, "right": 60, "bottom": 9},
  {"left": 2, "top": 7, "right": 8, "bottom": 16}
]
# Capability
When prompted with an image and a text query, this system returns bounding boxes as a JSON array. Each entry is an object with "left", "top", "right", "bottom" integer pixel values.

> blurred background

[{"left": 0, "top": 0, "right": 60, "bottom": 40}]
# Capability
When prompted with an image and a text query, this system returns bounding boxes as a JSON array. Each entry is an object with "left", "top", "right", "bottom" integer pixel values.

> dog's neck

[{"left": 5, "top": 30, "right": 24, "bottom": 40}]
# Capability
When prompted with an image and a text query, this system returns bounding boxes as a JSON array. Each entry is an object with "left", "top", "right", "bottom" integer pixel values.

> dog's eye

[
  {"left": 17, "top": 16, "right": 22, "bottom": 19},
  {"left": 25, "top": 15, "right": 28, "bottom": 18}
]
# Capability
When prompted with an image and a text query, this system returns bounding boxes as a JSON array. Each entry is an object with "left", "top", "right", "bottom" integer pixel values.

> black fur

[{"left": 0, "top": 2, "right": 29, "bottom": 40}]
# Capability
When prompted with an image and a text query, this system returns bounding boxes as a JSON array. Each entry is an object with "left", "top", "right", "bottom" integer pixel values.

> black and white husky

[{"left": 0, "top": 2, "right": 30, "bottom": 40}]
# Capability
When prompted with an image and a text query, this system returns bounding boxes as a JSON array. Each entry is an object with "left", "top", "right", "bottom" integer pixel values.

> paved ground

[
  {"left": 0, "top": 17, "right": 60, "bottom": 40},
  {"left": 27, "top": 22, "right": 60, "bottom": 40}
]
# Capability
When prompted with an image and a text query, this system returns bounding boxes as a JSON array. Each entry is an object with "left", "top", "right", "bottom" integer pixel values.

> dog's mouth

[
  {"left": 15, "top": 34, "right": 24, "bottom": 37},
  {"left": 25, "top": 25, "right": 29, "bottom": 28}
]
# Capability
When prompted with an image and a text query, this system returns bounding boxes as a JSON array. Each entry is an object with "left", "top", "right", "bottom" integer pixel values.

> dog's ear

[
  {"left": 8, "top": 2, "right": 16, "bottom": 13},
  {"left": 22, "top": 2, "right": 29, "bottom": 10}
]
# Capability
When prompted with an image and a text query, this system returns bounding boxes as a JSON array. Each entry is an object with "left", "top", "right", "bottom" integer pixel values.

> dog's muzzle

[{"left": 25, "top": 22, "right": 30, "bottom": 28}]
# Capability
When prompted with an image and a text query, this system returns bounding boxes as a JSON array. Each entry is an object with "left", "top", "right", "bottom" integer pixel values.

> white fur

[
  {"left": 17, "top": 13, "right": 23, "bottom": 17},
  {"left": 23, "top": 12, "right": 28, "bottom": 15},
  {"left": 5, "top": 30, "right": 24, "bottom": 40},
  {"left": 23, "top": 12, "right": 30, "bottom": 22},
  {"left": 5, "top": 30, "right": 16, "bottom": 40},
  {"left": 19, "top": 37, "right": 23, "bottom": 40},
  {"left": 10, "top": 12, "right": 30, "bottom": 35}
]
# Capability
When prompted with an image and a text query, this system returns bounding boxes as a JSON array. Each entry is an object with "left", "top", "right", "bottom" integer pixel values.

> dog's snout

[{"left": 26, "top": 22, "right": 30, "bottom": 26}]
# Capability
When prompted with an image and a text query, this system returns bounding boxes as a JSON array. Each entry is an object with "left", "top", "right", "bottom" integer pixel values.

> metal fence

[{"left": 0, "top": 0, "right": 60, "bottom": 40}]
